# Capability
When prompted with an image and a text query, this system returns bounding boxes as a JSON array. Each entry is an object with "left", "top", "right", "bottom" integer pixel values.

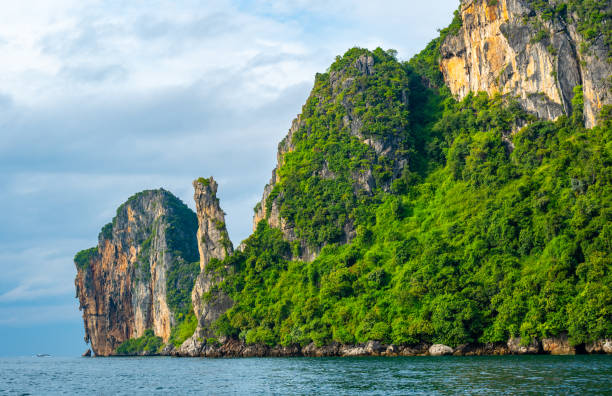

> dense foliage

[
  {"left": 527, "top": 0, "right": 611, "bottom": 57},
  {"left": 74, "top": 247, "right": 98, "bottom": 270},
  {"left": 115, "top": 329, "right": 163, "bottom": 355},
  {"left": 206, "top": 23, "right": 611, "bottom": 348},
  {"left": 265, "top": 47, "right": 423, "bottom": 248},
  {"left": 168, "top": 310, "right": 198, "bottom": 347}
]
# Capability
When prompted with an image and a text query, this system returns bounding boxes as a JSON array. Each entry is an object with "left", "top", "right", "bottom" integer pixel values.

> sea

[{"left": 0, "top": 355, "right": 611, "bottom": 395}]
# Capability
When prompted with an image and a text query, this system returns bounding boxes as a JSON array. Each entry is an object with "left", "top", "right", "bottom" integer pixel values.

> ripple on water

[{"left": 0, "top": 355, "right": 610, "bottom": 395}]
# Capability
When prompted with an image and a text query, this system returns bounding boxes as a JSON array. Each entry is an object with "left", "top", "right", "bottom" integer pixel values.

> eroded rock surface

[
  {"left": 440, "top": 0, "right": 611, "bottom": 128},
  {"left": 507, "top": 337, "right": 541, "bottom": 354},
  {"left": 75, "top": 190, "right": 198, "bottom": 356},
  {"left": 429, "top": 344, "right": 454, "bottom": 356},
  {"left": 542, "top": 334, "right": 576, "bottom": 355},
  {"left": 178, "top": 178, "right": 233, "bottom": 356}
]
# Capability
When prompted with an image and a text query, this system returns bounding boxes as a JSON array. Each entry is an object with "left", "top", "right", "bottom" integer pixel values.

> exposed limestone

[
  {"left": 428, "top": 344, "right": 454, "bottom": 356},
  {"left": 178, "top": 177, "right": 233, "bottom": 356},
  {"left": 542, "top": 334, "right": 576, "bottom": 355},
  {"left": 164, "top": 336, "right": 612, "bottom": 357},
  {"left": 585, "top": 339, "right": 612, "bottom": 354},
  {"left": 398, "top": 344, "right": 430, "bottom": 356},
  {"left": 452, "top": 342, "right": 509, "bottom": 356},
  {"left": 74, "top": 189, "right": 198, "bottom": 356},
  {"left": 440, "top": 0, "right": 611, "bottom": 128},
  {"left": 507, "top": 337, "right": 541, "bottom": 354}
]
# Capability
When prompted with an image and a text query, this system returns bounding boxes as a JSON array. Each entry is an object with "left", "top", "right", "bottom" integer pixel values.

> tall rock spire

[{"left": 177, "top": 177, "right": 233, "bottom": 356}]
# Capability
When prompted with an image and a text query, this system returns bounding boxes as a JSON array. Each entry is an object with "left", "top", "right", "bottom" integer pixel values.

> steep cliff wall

[
  {"left": 74, "top": 189, "right": 198, "bottom": 356},
  {"left": 440, "top": 0, "right": 611, "bottom": 128},
  {"left": 177, "top": 177, "right": 233, "bottom": 356}
]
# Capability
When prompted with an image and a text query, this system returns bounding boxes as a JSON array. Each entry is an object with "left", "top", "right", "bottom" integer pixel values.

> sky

[{"left": 0, "top": 0, "right": 459, "bottom": 356}]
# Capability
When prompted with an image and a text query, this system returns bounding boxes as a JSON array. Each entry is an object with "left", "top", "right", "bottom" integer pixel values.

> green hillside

[{"left": 202, "top": 24, "right": 611, "bottom": 349}]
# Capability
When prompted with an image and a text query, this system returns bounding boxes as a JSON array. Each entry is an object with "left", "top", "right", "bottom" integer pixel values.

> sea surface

[{"left": 0, "top": 355, "right": 611, "bottom": 395}]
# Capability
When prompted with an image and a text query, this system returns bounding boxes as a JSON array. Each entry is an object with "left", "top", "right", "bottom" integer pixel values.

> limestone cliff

[
  {"left": 177, "top": 177, "right": 233, "bottom": 356},
  {"left": 440, "top": 0, "right": 611, "bottom": 128},
  {"left": 74, "top": 189, "right": 199, "bottom": 356}
]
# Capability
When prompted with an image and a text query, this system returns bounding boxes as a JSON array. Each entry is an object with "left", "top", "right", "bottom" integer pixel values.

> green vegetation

[
  {"left": 266, "top": 46, "right": 421, "bottom": 247},
  {"left": 74, "top": 247, "right": 98, "bottom": 270},
  {"left": 99, "top": 222, "right": 113, "bottom": 240},
  {"left": 160, "top": 192, "right": 200, "bottom": 339},
  {"left": 134, "top": 232, "right": 153, "bottom": 281},
  {"left": 168, "top": 310, "right": 198, "bottom": 347},
  {"left": 527, "top": 0, "right": 611, "bottom": 57},
  {"left": 197, "top": 177, "right": 211, "bottom": 187},
  {"left": 115, "top": 329, "right": 163, "bottom": 355},
  {"left": 204, "top": 16, "right": 611, "bottom": 348},
  {"left": 530, "top": 29, "right": 550, "bottom": 44},
  {"left": 92, "top": 1, "right": 612, "bottom": 353},
  {"left": 567, "top": 0, "right": 611, "bottom": 54}
]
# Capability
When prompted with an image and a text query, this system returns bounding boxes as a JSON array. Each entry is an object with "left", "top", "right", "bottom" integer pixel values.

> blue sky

[{"left": 0, "top": 0, "right": 459, "bottom": 356}]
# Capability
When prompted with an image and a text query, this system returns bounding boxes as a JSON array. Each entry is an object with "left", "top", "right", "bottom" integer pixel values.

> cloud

[
  {"left": 0, "top": 303, "right": 80, "bottom": 326},
  {"left": 0, "top": 0, "right": 458, "bottom": 338},
  {"left": 0, "top": 241, "right": 85, "bottom": 300},
  {"left": 59, "top": 64, "right": 127, "bottom": 82}
]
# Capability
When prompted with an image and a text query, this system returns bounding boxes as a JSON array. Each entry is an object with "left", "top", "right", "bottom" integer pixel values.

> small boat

[{"left": 36, "top": 354, "right": 51, "bottom": 357}]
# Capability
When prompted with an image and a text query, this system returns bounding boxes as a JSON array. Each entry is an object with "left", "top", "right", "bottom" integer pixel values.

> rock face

[
  {"left": 542, "top": 334, "right": 576, "bottom": 355},
  {"left": 585, "top": 339, "right": 612, "bottom": 354},
  {"left": 74, "top": 190, "right": 199, "bottom": 356},
  {"left": 178, "top": 178, "right": 233, "bottom": 356},
  {"left": 429, "top": 344, "right": 454, "bottom": 356},
  {"left": 440, "top": 0, "right": 611, "bottom": 128},
  {"left": 507, "top": 337, "right": 541, "bottom": 354}
]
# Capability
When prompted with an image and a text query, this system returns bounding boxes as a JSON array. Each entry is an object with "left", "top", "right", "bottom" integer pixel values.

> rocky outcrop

[
  {"left": 251, "top": 117, "right": 305, "bottom": 256},
  {"left": 452, "top": 342, "right": 509, "bottom": 356},
  {"left": 428, "top": 344, "right": 454, "bottom": 356},
  {"left": 585, "top": 339, "right": 612, "bottom": 354},
  {"left": 252, "top": 52, "right": 410, "bottom": 262},
  {"left": 74, "top": 190, "right": 199, "bottom": 356},
  {"left": 507, "top": 337, "right": 541, "bottom": 354},
  {"left": 178, "top": 177, "right": 233, "bottom": 356},
  {"left": 542, "top": 334, "right": 576, "bottom": 355},
  {"left": 167, "top": 337, "right": 611, "bottom": 357},
  {"left": 440, "top": 0, "right": 611, "bottom": 128}
]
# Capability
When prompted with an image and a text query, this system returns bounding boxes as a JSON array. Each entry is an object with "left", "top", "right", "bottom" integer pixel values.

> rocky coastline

[{"left": 105, "top": 335, "right": 612, "bottom": 358}]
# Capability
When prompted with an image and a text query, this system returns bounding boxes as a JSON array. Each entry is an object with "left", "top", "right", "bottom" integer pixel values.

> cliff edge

[{"left": 74, "top": 189, "right": 199, "bottom": 356}]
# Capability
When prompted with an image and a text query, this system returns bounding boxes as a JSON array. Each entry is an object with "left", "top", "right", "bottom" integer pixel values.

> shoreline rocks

[
  {"left": 149, "top": 337, "right": 612, "bottom": 358},
  {"left": 585, "top": 339, "right": 612, "bottom": 354},
  {"left": 507, "top": 337, "right": 541, "bottom": 355},
  {"left": 428, "top": 344, "right": 453, "bottom": 356},
  {"left": 542, "top": 335, "right": 575, "bottom": 355}
]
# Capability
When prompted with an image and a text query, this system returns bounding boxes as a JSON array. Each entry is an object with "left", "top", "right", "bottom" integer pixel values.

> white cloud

[
  {"left": 0, "top": 303, "right": 81, "bottom": 325},
  {"left": 0, "top": 0, "right": 458, "bottom": 327}
]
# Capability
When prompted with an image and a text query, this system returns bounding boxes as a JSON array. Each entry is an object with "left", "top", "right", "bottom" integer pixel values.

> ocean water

[{"left": 0, "top": 355, "right": 610, "bottom": 395}]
